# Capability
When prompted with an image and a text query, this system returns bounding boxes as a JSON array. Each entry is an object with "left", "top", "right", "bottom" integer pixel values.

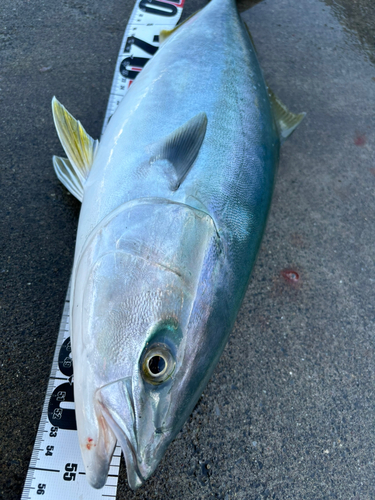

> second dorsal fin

[{"left": 150, "top": 112, "right": 207, "bottom": 191}]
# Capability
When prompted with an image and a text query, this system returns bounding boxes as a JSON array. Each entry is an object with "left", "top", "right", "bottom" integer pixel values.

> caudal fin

[{"left": 51, "top": 97, "right": 99, "bottom": 200}]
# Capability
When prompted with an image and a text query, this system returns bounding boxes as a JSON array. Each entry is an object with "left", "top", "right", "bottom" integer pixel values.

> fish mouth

[
  {"left": 97, "top": 378, "right": 171, "bottom": 490},
  {"left": 100, "top": 405, "right": 145, "bottom": 489},
  {"left": 97, "top": 378, "right": 144, "bottom": 490}
]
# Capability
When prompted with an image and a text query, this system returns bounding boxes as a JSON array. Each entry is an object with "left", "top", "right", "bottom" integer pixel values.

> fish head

[{"left": 71, "top": 199, "right": 225, "bottom": 490}]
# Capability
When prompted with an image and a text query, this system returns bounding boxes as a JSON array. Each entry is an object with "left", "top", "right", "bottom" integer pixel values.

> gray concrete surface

[{"left": 1, "top": 0, "right": 375, "bottom": 498}]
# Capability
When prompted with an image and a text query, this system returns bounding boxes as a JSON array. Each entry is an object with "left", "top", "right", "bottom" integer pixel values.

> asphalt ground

[{"left": 1, "top": 0, "right": 375, "bottom": 498}]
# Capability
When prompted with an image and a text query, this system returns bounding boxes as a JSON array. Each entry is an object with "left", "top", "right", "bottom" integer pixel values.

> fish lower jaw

[
  {"left": 84, "top": 467, "right": 109, "bottom": 490},
  {"left": 96, "top": 380, "right": 174, "bottom": 489},
  {"left": 112, "top": 431, "right": 146, "bottom": 490},
  {"left": 100, "top": 404, "right": 168, "bottom": 490},
  {"left": 97, "top": 385, "right": 145, "bottom": 490}
]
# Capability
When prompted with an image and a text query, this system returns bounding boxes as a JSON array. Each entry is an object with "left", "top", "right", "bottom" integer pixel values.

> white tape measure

[
  {"left": 102, "top": 0, "right": 186, "bottom": 137},
  {"left": 22, "top": 1, "right": 185, "bottom": 498},
  {"left": 21, "top": 287, "right": 122, "bottom": 500}
]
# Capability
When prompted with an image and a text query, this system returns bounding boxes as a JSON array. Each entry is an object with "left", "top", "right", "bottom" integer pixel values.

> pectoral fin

[
  {"left": 150, "top": 112, "right": 207, "bottom": 191},
  {"left": 52, "top": 97, "right": 99, "bottom": 199},
  {"left": 267, "top": 87, "right": 306, "bottom": 143}
]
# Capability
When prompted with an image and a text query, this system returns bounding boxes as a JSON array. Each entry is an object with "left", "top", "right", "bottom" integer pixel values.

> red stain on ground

[
  {"left": 281, "top": 269, "right": 300, "bottom": 284},
  {"left": 370, "top": 168, "right": 375, "bottom": 176},
  {"left": 290, "top": 232, "right": 306, "bottom": 249},
  {"left": 86, "top": 437, "right": 96, "bottom": 450},
  {"left": 354, "top": 133, "right": 366, "bottom": 146}
]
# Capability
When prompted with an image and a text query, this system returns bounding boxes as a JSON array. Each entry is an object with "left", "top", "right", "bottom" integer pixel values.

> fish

[{"left": 51, "top": 0, "right": 304, "bottom": 490}]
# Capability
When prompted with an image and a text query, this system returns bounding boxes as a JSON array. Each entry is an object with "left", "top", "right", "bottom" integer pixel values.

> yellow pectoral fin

[{"left": 51, "top": 97, "right": 99, "bottom": 192}]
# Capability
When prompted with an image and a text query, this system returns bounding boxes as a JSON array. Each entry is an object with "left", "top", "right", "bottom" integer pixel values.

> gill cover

[{"left": 71, "top": 198, "right": 220, "bottom": 489}]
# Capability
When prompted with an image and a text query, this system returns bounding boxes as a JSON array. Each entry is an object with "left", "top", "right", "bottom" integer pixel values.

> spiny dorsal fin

[
  {"left": 159, "top": 10, "right": 200, "bottom": 44},
  {"left": 150, "top": 112, "right": 207, "bottom": 191},
  {"left": 267, "top": 87, "right": 306, "bottom": 143},
  {"left": 53, "top": 156, "right": 84, "bottom": 202},
  {"left": 51, "top": 97, "right": 99, "bottom": 196}
]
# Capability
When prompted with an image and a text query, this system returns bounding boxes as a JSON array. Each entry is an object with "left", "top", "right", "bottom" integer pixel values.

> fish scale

[{"left": 21, "top": 0, "right": 185, "bottom": 498}]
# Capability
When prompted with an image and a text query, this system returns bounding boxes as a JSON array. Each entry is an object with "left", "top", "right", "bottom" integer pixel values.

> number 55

[{"left": 63, "top": 463, "right": 77, "bottom": 481}]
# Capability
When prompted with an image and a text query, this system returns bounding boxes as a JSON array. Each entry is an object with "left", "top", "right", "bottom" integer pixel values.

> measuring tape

[
  {"left": 102, "top": 0, "right": 186, "bottom": 136},
  {"left": 22, "top": 1, "right": 185, "bottom": 498},
  {"left": 22, "top": 289, "right": 121, "bottom": 500}
]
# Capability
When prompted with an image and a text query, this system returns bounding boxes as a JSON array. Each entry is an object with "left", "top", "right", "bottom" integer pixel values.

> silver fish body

[{"left": 52, "top": 0, "right": 304, "bottom": 490}]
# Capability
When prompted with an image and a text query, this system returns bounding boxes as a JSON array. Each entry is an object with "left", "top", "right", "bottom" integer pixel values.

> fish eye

[
  {"left": 141, "top": 343, "right": 175, "bottom": 385},
  {"left": 148, "top": 355, "right": 166, "bottom": 375}
]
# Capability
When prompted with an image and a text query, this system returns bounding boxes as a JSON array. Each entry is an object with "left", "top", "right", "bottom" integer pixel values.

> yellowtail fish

[{"left": 52, "top": 0, "right": 304, "bottom": 489}]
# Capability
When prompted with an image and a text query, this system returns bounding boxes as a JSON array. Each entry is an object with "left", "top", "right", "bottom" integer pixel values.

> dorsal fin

[
  {"left": 267, "top": 87, "right": 306, "bottom": 143},
  {"left": 150, "top": 112, "right": 207, "bottom": 191},
  {"left": 51, "top": 97, "right": 99, "bottom": 198}
]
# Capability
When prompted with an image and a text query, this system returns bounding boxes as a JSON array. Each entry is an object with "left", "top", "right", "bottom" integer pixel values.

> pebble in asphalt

[{"left": 1, "top": 0, "right": 375, "bottom": 498}]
